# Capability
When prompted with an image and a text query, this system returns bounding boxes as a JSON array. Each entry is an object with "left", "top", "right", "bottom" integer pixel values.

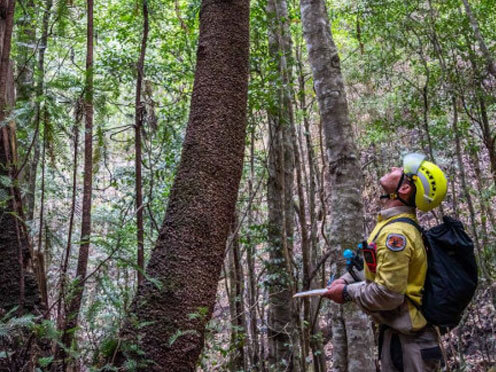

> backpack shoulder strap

[
  {"left": 372, "top": 217, "right": 423, "bottom": 242},
  {"left": 391, "top": 217, "right": 423, "bottom": 234}
]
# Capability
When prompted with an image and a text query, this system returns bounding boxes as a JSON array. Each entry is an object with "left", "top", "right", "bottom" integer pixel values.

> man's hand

[
  {"left": 330, "top": 278, "right": 346, "bottom": 287},
  {"left": 324, "top": 283, "right": 346, "bottom": 304}
]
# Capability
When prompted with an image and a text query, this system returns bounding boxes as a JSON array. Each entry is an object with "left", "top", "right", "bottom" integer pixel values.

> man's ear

[{"left": 398, "top": 183, "right": 413, "bottom": 198}]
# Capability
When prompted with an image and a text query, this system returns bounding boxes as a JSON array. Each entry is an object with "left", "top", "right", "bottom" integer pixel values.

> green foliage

[
  {"left": 6, "top": 0, "right": 495, "bottom": 369},
  {"left": 38, "top": 356, "right": 54, "bottom": 367},
  {"left": 0, "top": 310, "right": 62, "bottom": 369},
  {"left": 0, "top": 312, "right": 35, "bottom": 340},
  {"left": 98, "top": 337, "right": 119, "bottom": 358},
  {"left": 187, "top": 306, "right": 209, "bottom": 321},
  {"left": 0, "top": 175, "right": 12, "bottom": 188},
  {"left": 168, "top": 329, "right": 199, "bottom": 347}
]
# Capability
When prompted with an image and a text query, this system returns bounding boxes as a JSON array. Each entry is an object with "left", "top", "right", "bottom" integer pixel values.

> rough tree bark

[
  {"left": 0, "top": 0, "right": 43, "bottom": 315},
  {"left": 300, "top": 0, "right": 376, "bottom": 370},
  {"left": 265, "top": 0, "right": 300, "bottom": 368},
  {"left": 58, "top": 0, "right": 94, "bottom": 363},
  {"left": 135, "top": 0, "right": 149, "bottom": 286},
  {"left": 113, "top": 0, "right": 250, "bottom": 369},
  {"left": 0, "top": 3, "right": 48, "bottom": 370}
]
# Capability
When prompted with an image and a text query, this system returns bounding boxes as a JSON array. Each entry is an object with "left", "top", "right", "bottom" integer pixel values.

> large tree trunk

[
  {"left": 300, "top": 0, "right": 376, "bottom": 370},
  {"left": 0, "top": 3, "right": 45, "bottom": 370},
  {"left": 265, "top": 0, "right": 300, "bottom": 368},
  {"left": 58, "top": 0, "right": 94, "bottom": 364},
  {"left": 0, "top": 0, "right": 43, "bottom": 315},
  {"left": 113, "top": 0, "right": 250, "bottom": 369}
]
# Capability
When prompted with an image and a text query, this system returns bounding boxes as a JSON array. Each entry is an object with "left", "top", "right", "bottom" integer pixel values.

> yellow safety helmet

[{"left": 403, "top": 153, "right": 447, "bottom": 212}]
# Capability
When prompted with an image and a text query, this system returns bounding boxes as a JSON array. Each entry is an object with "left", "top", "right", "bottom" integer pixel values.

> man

[{"left": 325, "top": 153, "right": 447, "bottom": 372}]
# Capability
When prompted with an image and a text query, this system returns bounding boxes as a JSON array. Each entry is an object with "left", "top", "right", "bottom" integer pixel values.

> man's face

[{"left": 380, "top": 167, "right": 403, "bottom": 193}]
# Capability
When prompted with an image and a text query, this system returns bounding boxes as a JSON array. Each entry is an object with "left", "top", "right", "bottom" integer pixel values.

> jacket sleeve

[
  {"left": 346, "top": 229, "right": 412, "bottom": 311},
  {"left": 340, "top": 269, "right": 365, "bottom": 284}
]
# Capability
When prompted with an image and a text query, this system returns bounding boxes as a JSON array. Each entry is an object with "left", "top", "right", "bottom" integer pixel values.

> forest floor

[{"left": 444, "top": 282, "right": 496, "bottom": 371}]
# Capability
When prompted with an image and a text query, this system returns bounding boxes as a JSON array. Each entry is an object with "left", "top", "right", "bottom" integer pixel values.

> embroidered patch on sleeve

[{"left": 386, "top": 233, "right": 407, "bottom": 252}]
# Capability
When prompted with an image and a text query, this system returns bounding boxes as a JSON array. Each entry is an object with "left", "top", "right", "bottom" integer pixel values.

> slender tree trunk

[
  {"left": 459, "top": 30, "right": 496, "bottom": 188},
  {"left": 29, "top": 2, "right": 53, "bottom": 309},
  {"left": 112, "top": 0, "right": 250, "bottom": 368},
  {"left": 471, "top": 151, "right": 496, "bottom": 233},
  {"left": 296, "top": 44, "right": 319, "bottom": 268},
  {"left": 265, "top": 0, "right": 300, "bottom": 368},
  {"left": 15, "top": 0, "right": 36, "bottom": 204},
  {"left": 300, "top": 0, "right": 375, "bottom": 370},
  {"left": 135, "top": 0, "right": 149, "bottom": 286},
  {"left": 478, "top": 97, "right": 496, "bottom": 187},
  {"left": 421, "top": 79, "right": 445, "bottom": 218},
  {"left": 261, "top": 287, "right": 268, "bottom": 372},
  {"left": 294, "top": 123, "right": 311, "bottom": 363},
  {"left": 246, "top": 126, "right": 260, "bottom": 371},
  {"left": 227, "top": 215, "right": 247, "bottom": 371},
  {"left": 449, "top": 170, "right": 459, "bottom": 220},
  {"left": 0, "top": 0, "right": 16, "bottom": 122},
  {"left": 58, "top": 0, "right": 94, "bottom": 363},
  {"left": 14, "top": 0, "right": 36, "bottom": 103},
  {"left": 232, "top": 224, "right": 248, "bottom": 371},
  {"left": 451, "top": 97, "right": 487, "bottom": 277},
  {"left": 26, "top": 124, "right": 40, "bottom": 220},
  {"left": 57, "top": 107, "right": 81, "bottom": 328},
  {"left": 36, "top": 109, "right": 49, "bottom": 308},
  {"left": 26, "top": 0, "right": 52, "bottom": 223},
  {"left": 296, "top": 39, "right": 327, "bottom": 372},
  {"left": 460, "top": 0, "right": 496, "bottom": 77}
]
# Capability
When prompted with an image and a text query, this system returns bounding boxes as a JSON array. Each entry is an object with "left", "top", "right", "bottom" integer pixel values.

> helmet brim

[{"left": 403, "top": 153, "right": 426, "bottom": 176}]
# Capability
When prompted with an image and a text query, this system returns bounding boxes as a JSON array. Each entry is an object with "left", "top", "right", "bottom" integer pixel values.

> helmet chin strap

[{"left": 380, "top": 173, "right": 413, "bottom": 206}]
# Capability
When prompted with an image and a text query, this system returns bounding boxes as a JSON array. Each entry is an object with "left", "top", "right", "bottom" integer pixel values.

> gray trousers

[{"left": 380, "top": 327, "right": 442, "bottom": 372}]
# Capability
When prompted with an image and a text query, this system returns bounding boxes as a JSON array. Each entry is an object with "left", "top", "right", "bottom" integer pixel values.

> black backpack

[{"left": 383, "top": 216, "right": 478, "bottom": 330}]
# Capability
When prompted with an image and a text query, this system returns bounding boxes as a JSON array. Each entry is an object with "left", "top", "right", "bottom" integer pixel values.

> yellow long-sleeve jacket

[{"left": 344, "top": 206, "right": 428, "bottom": 334}]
